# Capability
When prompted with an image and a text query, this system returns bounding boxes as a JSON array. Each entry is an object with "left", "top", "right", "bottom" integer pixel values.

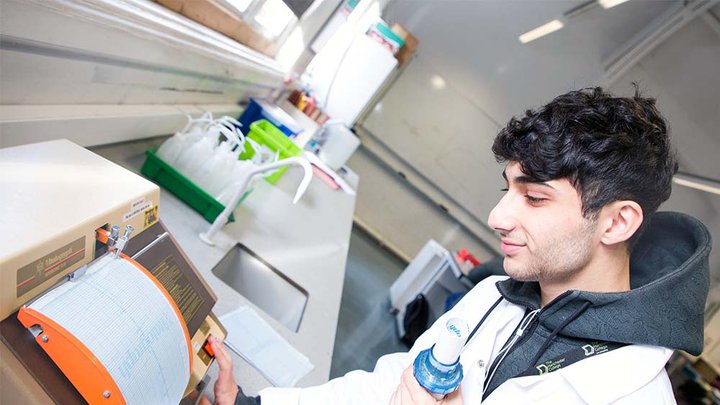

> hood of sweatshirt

[{"left": 496, "top": 211, "right": 712, "bottom": 355}]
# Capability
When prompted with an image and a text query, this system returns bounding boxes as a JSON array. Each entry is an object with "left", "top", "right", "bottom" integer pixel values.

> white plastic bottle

[
  {"left": 157, "top": 113, "right": 212, "bottom": 165},
  {"left": 192, "top": 126, "right": 241, "bottom": 195},
  {"left": 175, "top": 124, "right": 220, "bottom": 177},
  {"left": 214, "top": 159, "right": 255, "bottom": 206}
]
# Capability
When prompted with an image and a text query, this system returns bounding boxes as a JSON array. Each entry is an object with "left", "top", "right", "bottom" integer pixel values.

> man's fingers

[
  {"left": 443, "top": 385, "right": 463, "bottom": 404},
  {"left": 198, "top": 395, "right": 212, "bottom": 405},
  {"left": 209, "top": 336, "right": 233, "bottom": 371},
  {"left": 399, "top": 379, "right": 415, "bottom": 402},
  {"left": 393, "top": 366, "right": 461, "bottom": 404},
  {"left": 394, "top": 382, "right": 412, "bottom": 405},
  {"left": 401, "top": 367, "right": 416, "bottom": 388},
  {"left": 389, "top": 388, "right": 397, "bottom": 405},
  {"left": 400, "top": 366, "right": 427, "bottom": 403},
  {"left": 401, "top": 367, "right": 424, "bottom": 402}
]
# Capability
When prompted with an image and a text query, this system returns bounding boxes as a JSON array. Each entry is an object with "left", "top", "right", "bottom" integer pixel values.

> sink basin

[{"left": 212, "top": 243, "right": 308, "bottom": 332}]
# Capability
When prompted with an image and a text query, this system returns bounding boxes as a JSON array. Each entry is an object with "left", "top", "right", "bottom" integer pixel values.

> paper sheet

[
  {"left": 220, "top": 306, "right": 314, "bottom": 387},
  {"left": 28, "top": 254, "right": 190, "bottom": 405}
]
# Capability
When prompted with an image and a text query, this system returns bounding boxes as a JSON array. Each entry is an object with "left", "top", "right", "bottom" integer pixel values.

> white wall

[
  {"left": 608, "top": 10, "right": 720, "bottom": 289},
  {"left": 348, "top": 143, "right": 497, "bottom": 263},
  {"left": 362, "top": 55, "right": 505, "bottom": 230}
]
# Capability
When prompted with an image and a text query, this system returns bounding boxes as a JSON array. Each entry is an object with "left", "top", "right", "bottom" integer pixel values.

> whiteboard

[{"left": 361, "top": 57, "right": 507, "bottom": 226}]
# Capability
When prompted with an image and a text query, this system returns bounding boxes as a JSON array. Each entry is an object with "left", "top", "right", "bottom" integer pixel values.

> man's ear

[{"left": 599, "top": 201, "right": 644, "bottom": 245}]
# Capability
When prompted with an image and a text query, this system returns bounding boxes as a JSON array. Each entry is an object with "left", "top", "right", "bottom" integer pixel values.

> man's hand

[
  {"left": 199, "top": 336, "right": 239, "bottom": 405},
  {"left": 389, "top": 367, "right": 463, "bottom": 405}
]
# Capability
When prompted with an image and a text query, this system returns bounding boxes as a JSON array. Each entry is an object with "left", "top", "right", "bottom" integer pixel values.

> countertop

[{"left": 91, "top": 138, "right": 358, "bottom": 395}]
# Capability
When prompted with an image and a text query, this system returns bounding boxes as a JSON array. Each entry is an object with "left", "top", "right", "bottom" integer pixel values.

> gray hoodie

[{"left": 483, "top": 211, "right": 712, "bottom": 398}]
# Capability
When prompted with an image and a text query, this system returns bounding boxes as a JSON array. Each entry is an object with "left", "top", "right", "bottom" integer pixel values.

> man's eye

[{"left": 525, "top": 195, "right": 546, "bottom": 204}]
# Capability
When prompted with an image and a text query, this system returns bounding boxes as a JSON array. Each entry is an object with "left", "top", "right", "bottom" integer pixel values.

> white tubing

[{"left": 199, "top": 157, "right": 313, "bottom": 245}]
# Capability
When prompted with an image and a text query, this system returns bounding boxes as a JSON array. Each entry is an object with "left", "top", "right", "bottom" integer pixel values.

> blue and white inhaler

[{"left": 413, "top": 317, "right": 469, "bottom": 399}]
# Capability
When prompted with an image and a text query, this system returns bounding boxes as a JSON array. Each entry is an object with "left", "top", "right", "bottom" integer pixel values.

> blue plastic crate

[{"left": 239, "top": 98, "right": 301, "bottom": 137}]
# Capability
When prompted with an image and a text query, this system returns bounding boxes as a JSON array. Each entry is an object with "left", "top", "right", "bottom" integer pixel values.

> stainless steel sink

[{"left": 212, "top": 243, "right": 308, "bottom": 332}]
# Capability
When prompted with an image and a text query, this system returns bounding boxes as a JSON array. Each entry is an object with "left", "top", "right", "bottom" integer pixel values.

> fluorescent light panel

[
  {"left": 673, "top": 175, "right": 720, "bottom": 196},
  {"left": 598, "top": 0, "right": 631, "bottom": 9},
  {"left": 519, "top": 19, "right": 564, "bottom": 44}
]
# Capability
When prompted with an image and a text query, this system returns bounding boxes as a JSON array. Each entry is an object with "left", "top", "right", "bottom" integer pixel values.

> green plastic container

[
  {"left": 239, "top": 119, "right": 303, "bottom": 184},
  {"left": 141, "top": 147, "right": 249, "bottom": 223}
]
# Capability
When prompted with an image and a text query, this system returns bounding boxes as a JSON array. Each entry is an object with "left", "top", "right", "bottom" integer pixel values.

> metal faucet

[{"left": 199, "top": 157, "right": 313, "bottom": 246}]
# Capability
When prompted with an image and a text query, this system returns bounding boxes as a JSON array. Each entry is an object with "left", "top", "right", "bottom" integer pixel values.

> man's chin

[{"left": 502, "top": 258, "right": 539, "bottom": 282}]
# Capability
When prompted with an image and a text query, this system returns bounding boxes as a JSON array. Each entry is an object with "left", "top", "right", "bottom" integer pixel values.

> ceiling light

[
  {"left": 430, "top": 75, "right": 446, "bottom": 90},
  {"left": 519, "top": 20, "right": 564, "bottom": 44},
  {"left": 598, "top": 0, "right": 631, "bottom": 9}
]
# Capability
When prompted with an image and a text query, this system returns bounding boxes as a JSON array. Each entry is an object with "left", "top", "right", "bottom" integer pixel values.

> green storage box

[
  {"left": 141, "top": 147, "right": 249, "bottom": 223},
  {"left": 239, "top": 119, "right": 303, "bottom": 184}
]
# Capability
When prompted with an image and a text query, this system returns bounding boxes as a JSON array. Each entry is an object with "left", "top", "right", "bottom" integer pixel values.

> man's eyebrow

[
  {"left": 516, "top": 175, "right": 556, "bottom": 190},
  {"left": 501, "top": 170, "right": 556, "bottom": 190}
]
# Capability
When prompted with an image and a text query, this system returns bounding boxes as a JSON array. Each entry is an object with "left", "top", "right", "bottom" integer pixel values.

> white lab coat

[{"left": 259, "top": 276, "right": 676, "bottom": 405}]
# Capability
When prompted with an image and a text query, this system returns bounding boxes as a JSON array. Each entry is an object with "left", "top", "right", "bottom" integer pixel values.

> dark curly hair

[{"left": 492, "top": 86, "right": 678, "bottom": 246}]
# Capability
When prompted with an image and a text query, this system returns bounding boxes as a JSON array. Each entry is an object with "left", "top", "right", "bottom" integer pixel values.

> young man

[{"left": 204, "top": 87, "right": 712, "bottom": 404}]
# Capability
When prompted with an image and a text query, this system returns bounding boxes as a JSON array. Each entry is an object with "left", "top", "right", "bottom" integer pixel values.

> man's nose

[{"left": 488, "top": 193, "right": 515, "bottom": 234}]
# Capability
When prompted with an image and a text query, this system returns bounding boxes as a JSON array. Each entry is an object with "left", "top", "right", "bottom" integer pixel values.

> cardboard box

[
  {"left": 157, "top": 0, "right": 183, "bottom": 12},
  {"left": 391, "top": 23, "right": 418, "bottom": 66},
  {"left": 155, "top": 0, "right": 277, "bottom": 57}
]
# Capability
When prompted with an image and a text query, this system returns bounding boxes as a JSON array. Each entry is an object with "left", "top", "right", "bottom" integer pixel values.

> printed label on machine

[
  {"left": 16, "top": 236, "right": 86, "bottom": 297},
  {"left": 144, "top": 205, "right": 159, "bottom": 229},
  {"left": 123, "top": 202, "right": 153, "bottom": 222},
  {"left": 149, "top": 255, "right": 204, "bottom": 327},
  {"left": 122, "top": 221, "right": 215, "bottom": 336}
]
